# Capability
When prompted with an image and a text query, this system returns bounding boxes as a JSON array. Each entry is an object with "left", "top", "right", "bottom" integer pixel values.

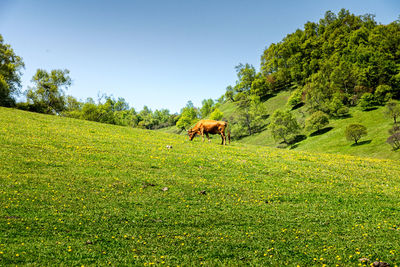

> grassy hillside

[
  {"left": 1, "top": 107, "right": 400, "bottom": 265},
  {"left": 217, "top": 91, "right": 399, "bottom": 160},
  {"left": 239, "top": 104, "right": 399, "bottom": 160}
]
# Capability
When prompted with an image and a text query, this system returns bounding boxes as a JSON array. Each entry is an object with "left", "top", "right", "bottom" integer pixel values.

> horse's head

[{"left": 188, "top": 129, "right": 197, "bottom": 141}]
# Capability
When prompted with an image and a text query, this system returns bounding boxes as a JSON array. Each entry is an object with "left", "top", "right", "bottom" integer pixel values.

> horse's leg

[
  {"left": 201, "top": 128, "right": 205, "bottom": 142},
  {"left": 220, "top": 131, "right": 225, "bottom": 145},
  {"left": 206, "top": 133, "right": 211, "bottom": 143}
]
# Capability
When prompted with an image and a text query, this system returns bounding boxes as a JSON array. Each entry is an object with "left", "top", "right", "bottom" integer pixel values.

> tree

[
  {"left": 305, "top": 111, "right": 329, "bottom": 133},
  {"left": 287, "top": 87, "right": 303, "bottom": 108},
  {"left": 359, "top": 93, "right": 376, "bottom": 110},
  {"left": 200, "top": 98, "right": 215, "bottom": 118},
  {"left": 387, "top": 132, "right": 400, "bottom": 150},
  {"left": 345, "top": 124, "right": 367, "bottom": 144},
  {"left": 26, "top": 69, "right": 72, "bottom": 114},
  {"left": 0, "top": 34, "right": 25, "bottom": 106},
  {"left": 268, "top": 110, "right": 300, "bottom": 143},
  {"left": 176, "top": 101, "right": 199, "bottom": 130},
  {"left": 234, "top": 94, "right": 266, "bottom": 136},
  {"left": 209, "top": 108, "right": 223, "bottom": 121},
  {"left": 233, "top": 63, "right": 256, "bottom": 95},
  {"left": 384, "top": 100, "right": 400, "bottom": 124},
  {"left": 224, "top": 85, "right": 235, "bottom": 102},
  {"left": 374, "top": 84, "right": 393, "bottom": 105}
]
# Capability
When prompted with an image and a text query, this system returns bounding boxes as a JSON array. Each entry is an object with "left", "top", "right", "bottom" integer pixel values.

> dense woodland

[{"left": 1, "top": 9, "right": 400, "bottom": 146}]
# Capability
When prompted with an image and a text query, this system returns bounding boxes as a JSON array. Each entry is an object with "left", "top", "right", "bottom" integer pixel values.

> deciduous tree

[
  {"left": 26, "top": 69, "right": 72, "bottom": 114},
  {"left": 345, "top": 124, "right": 367, "bottom": 144},
  {"left": 268, "top": 110, "right": 300, "bottom": 143},
  {"left": 0, "top": 34, "right": 25, "bottom": 106},
  {"left": 384, "top": 100, "right": 400, "bottom": 124}
]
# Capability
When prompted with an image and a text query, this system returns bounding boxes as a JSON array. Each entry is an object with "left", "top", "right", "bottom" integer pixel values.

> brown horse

[{"left": 188, "top": 119, "right": 230, "bottom": 145}]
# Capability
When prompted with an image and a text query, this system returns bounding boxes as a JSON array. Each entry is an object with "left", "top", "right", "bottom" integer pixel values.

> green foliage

[
  {"left": 359, "top": 93, "right": 377, "bottom": 110},
  {"left": 231, "top": 95, "right": 266, "bottom": 137},
  {"left": 224, "top": 85, "right": 235, "bottom": 102},
  {"left": 200, "top": 98, "right": 215, "bottom": 118},
  {"left": 26, "top": 69, "right": 72, "bottom": 114},
  {"left": 208, "top": 108, "right": 223, "bottom": 121},
  {"left": 233, "top": 63, "right": 256, "bottom": 96},
  {"left": 305, "top": 111, "right": 329, "bottom": 132},
  {"left": 287, "top": 87, "right": 303, "bottom": 108},
  {"left": 268, "top": 109, "right": 300, "bottom": 143},
  {"left": 224, "top": 9, "right": 400, "bottom": 115},
  {"left": 328, "top": 93, "right": 349, "bottom": 117},
  {"left": 62, "top": 95, "right": 175, "bottom": 129},
  {"left": 375, "top": 84, "right": 393, "bottom": 105},
  {"left": 384, "top": 100, "right": 400, "bottom": 124},
  {"left": 345, "top": 124, "right": 367, "bottom": 144},
  {"left": 0, "top": 34, "right": 25, "bottom": 107},
  {"left": 176, "top": 101, "right": 199, "bottom": 130}
]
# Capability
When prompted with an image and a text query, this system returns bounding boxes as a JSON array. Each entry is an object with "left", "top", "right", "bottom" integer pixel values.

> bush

[{"left": 345, "top": 124, "right": 367, "bottom": 144}]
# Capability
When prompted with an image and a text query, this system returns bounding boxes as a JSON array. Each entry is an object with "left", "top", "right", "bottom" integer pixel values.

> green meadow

[{"left": 1, "top": 107, "right": 400, "bottom": 266}]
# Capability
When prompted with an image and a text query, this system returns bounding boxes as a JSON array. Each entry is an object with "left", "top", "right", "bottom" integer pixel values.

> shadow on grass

[
  {"left": 335, "top": 113, "right": 352, "bottom": 119},
  {"left": 351, "top": 140, "right": 372, "bottom": 146},
  {"left": 277, "top": 135, "right": 307, "bottom": 149},
  {"left": 289, "top": 144, "right": 299, "bottom": 149},
  {"left": 310, "top": 127, "right": 333, "bottom": 137},
  {"left": 363, "top": 107, "right": 378, "bottom": 112},
  {"left": 291, "top": 102, "right": 304, "bottom": 111}
]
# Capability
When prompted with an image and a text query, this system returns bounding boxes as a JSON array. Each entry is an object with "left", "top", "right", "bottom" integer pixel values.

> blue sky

[{"left": 0, "top": 0, "right": 399, "bottom": 113}]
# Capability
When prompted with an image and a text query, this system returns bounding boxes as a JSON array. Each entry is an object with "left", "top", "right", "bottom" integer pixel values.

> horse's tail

[{"left": 227, "top": 121, "right": 231, "bottom": 144}]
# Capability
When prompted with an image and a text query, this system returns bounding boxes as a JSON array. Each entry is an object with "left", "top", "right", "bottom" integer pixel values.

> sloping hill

[
  {"left": 1, "top": 107, "right": 400, "bottom": 265},
  {"left": 217, "top": 91, "right": 399, "bottom": 160}
]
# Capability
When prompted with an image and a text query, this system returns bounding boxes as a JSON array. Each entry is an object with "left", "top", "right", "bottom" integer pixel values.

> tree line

[{"left": 0, "top": 35, "right": 223, "bottom": 131}]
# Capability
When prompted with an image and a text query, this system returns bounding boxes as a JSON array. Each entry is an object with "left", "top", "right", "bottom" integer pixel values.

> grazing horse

[{"left": 188, "top": 119, "right": 230, "bottom": 145}]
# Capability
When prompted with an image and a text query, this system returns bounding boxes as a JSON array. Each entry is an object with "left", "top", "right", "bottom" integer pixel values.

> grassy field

[{"left": 1, "top": 107, "right": 400, "bottom": 266}]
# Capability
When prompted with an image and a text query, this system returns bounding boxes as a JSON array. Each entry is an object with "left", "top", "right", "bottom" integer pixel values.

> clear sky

[{"left": 0, "top": 0, "right": 399, "bottom": 113}]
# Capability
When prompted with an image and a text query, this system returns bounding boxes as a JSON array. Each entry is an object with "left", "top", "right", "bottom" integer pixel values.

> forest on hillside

[
  {"left": 1, "top": 9, "right": 400, "bottom": 142},
  {"left": 219, "top": 9, "right": 400, "bottom": 138}
]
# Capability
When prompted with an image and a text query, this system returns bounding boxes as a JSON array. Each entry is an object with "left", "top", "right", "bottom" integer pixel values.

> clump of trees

[{"left": 63, "top": 96, "right": 177, "bottom": 129}]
